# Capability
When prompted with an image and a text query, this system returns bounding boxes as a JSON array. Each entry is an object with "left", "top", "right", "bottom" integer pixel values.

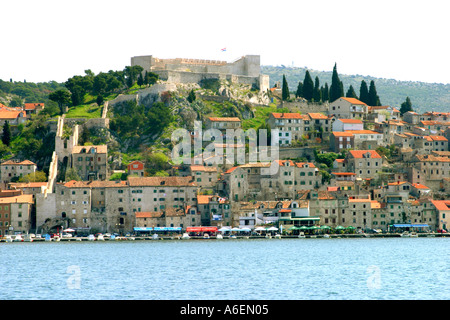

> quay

[{"left": 1, "top": 232, "right": 448, "bottom": 242}]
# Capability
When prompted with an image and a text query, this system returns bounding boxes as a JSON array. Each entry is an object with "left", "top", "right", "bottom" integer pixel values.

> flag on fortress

[{"left": 221, "top": 48, "right": 226, "bottom": 52}]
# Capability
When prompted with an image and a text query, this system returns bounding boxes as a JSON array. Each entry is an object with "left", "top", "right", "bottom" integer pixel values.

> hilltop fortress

[{"left": 131, "top": 54, "right": 270, "bottom": 92}]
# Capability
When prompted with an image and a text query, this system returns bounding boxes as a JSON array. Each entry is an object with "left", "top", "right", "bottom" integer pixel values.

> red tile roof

[
  {"left": 349, "top": 150, "right": 382, "bottom": 159},
  {"left": 340, "top": 97, "right": 367, "bottom": 106},
  {"left": 271, "top": 113, "right": 307, "bottom": 119},
  {"left": 208, "top": 117, "right": 241, "bottom": 122},
  {"left": 431, "top": 200, "right": 450, "bottom": 211}
]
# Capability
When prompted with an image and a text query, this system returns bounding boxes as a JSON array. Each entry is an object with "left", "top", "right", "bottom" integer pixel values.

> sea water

[{"left": 0, "top": 237, "right": 448, "bottom": 300}]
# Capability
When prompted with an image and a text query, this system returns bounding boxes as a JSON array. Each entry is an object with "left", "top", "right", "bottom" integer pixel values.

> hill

[{"left": 262, "top": 65, "right": 450, "bottom": 113}]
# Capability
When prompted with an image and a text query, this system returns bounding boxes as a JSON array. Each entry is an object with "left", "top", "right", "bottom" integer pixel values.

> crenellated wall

[{"left": 131, "top": 55, "right": 268, "bottom": 92}]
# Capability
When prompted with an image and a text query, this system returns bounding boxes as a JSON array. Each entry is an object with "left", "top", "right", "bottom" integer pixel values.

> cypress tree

[
  {"left": 329, "top": 63, "right": 344, "bottom": 102},
  {"left": 282, "top": 75, "right": 290, "bottom": 101},
  {"left": 346, "top": 85, "right": 358, "bottom": 98},
  {"left": 400, "top": 97, "right": 413, "bottom": 115},
  {"left": 322, "top": 83, "right": 329, "bottom": 102},
  {"left": 359, "top": 80, "right": 369, "bottom": 104},
  {"left": 313, "top": 76, "right": 322, "bottom": 102},
  {"left": 302, "top": 71, "right": 314, "bottom": 102},
  {"left": 2, "top": 120, "right": 11, "bottom": 147},
  {"left": 368, "top": 80, "right": 381, "bottom": 106},
  {"left": 296, "top": 81, "right": 303, "bottom": 98}
]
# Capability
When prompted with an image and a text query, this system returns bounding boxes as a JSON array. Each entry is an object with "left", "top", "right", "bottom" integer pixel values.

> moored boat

[{"left": 181, "top": 233, "right": 190, "bottom": 240}]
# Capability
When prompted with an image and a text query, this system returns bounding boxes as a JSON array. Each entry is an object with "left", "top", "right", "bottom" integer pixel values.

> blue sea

[{"left": 0, "top": 237, "right": 448, "bottom": 300}]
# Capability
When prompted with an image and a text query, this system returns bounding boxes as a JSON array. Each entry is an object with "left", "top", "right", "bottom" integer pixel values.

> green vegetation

[{"left": 262, "top": 65, "right": 450, "bottom": 113}]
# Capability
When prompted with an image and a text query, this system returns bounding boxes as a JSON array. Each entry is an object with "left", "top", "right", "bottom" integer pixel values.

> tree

[
  {"left": 302, "top": 70, "right": 314, "bottom": 102},
  {"left": 321, "top": 83, "right": 329, "bottom": 102},
  {"left": 400, "top": 97, "right": 413, "bottom": 115},
  {"left": 359, "top": 80, "right": 369, "bottom": 104},
  {"left": 187, "top": 89, "right": 196, "bottom": 103},
  {"left": 49, "top": 89, "right": 71, "bottom": 114},
  {"left": 346, "top": 85, "right": 358, "bottom": 99},
  {"left": 65, "top": 167, "right": 81, "bottom": 181},
  {"left": 313, "top": 76, "right": 322, "bottom": 102},
  {"left": 329, "top": 63, "right": 344, "bottom": 102},
  {"left": 368, "top": 80, "right": 381, "bottom": 106},
  {"left": 2, "top": 120, "right": 11, "bottom": 146},
  {"left": 18, "top": 171, "right": 47, "bottom": 183},
  {"left": 281, "top": 75, "right": 290, "bottom": 101},
  {"left": 295, "top": 81, "right": 303, "bottom": 98}
]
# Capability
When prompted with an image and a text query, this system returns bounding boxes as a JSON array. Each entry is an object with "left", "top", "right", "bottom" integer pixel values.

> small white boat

[
  {"left": 5, "top": 235, "right": 13, "bottom": 242},
  {"left": 97, "top": 234, "right": 105, "bottom": 241},
  {"left": 127, "top": 236, "right": 135, "bottom": 241},
  {"left": 274, "top": 233, "right": 282, "bottom": 239},
  {"left": 323, "top": 234, "right": 330, "bottom": 238},
  {"left": 181, "top": 233, "right": 190, "bottom": 240},
  {"left": 87, "top": 234, "right": 95, "bottom": 241},
  {"left": 400, "top": 231, "right": 410, "bottom": 237},
  {"left": 298, "top": 232, "right": 306, "bottom": 239},
  {"left": 265, "top": 234, "right": 272, "bottom": 239},
  {"left": 151, "top": 234, "right": 159, "bottom": 240},
  {"left": 216, "top": 233, "right": 223, "bottom": 239},
  {"left": 13, "top": 235, "right": 23, "bottom": 242},
  {"left": 203, "top": 233, "right": 210, "bottom": 239},
  {"left": 410, "top": 232, "right": 418, "bottom": 238},
  {"left": 53, "top": 235, "right": 60, "bottom": 242},
  {"left": 24, "top": 234, "right": 33, "bottom": 242},
  {"left": 229, "top": 234, "right": 237, "bottom": 239}
]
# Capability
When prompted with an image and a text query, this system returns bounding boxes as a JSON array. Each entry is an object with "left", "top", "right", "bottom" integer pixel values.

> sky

[{"left": 1, "top": 0, "right": 450, "bottom": 84}]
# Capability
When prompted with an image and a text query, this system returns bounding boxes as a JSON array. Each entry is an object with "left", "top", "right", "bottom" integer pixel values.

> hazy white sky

[{"left": 1, "top": 0, "right": 449, "bottom": 84}]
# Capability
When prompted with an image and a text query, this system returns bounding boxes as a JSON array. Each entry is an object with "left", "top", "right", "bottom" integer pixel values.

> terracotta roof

[
  {"left": 415, "top": 154, "right": 450, "bottom": 162},
  {"left": 197, "top": 195, "right": 213, "bottom": 205},
  {"left": 224, "top": 166, "right": 239, "bottom": 174},
  {"left": 72, "top": 145, "right": 107, "bottom": 154},
  {"left": 208, "top": 117, "right": 241, "bottom": 122},
  {"left": 190, "top": 165, "right": 218, "bottom": 172},
  {"left": 429, "top": 135, "right": 448, "bottom": 141},
  {"left": 271, "top": 113, "right": 308, "bottom": 120},
  {"left": 371, "top": 201, "right": 381, "bottom": 209},
  {"left": 63, "top": 180, "right": 90, "bottom": 188},
  {"left": 0, "top": 194, "right": 33, "bottom": 204},
  {"left": 346, "top": 130, "right": 382, "bottom": 135},
  {"left": 340, "top": 97, "right": 367, "bottom": 105},
  {"left": 431, "top": 200, "right": 450, "bottom": 211},
  {"left": 295, "top": 162, "right": 316, "bottom": 168},
  {"left": 332, "top": 172, "right": 356, "bottom": 176},
  {"left": 388, "top": 181, "right": 409, "bottom": 186},
  {"left": 128, "top": 176, "right": 196, "bottom": 187},
  {"left": 1, "top": 160, "right": 36, "bottom": 166},
  {"left": 411, "top": 183, "right": 430, "bottom": 190},
  {"left": 332, "top": 131, "right": 354, "bottom": 137},
  {"left": 307, "top": 113, "right": 328, "bottom": 120},
  {"left": 0, "top": 110, "right": 25, "bottom": 120},
  {"left": 337, "top": 119, "right": 363, "bottom": 124},
  {"left": 24, "top": 103, "right": 44, "bottom": 110},
  {"left": 9, "top": 182, "right": 47, "bottom": 188},
  {"left": 349, "top": 198, "right": 372, "bottom": 203},
  {"left": 349, "top": 150, "right": 381, "bottom": 159},
  {"left": 135, "top": 211, "right": 163, "bottom": 218}
]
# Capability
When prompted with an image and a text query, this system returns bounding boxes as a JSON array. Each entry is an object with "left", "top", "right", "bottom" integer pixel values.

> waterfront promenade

[{"left": 1, "top": 232, "right": 448, "bottom": 242}]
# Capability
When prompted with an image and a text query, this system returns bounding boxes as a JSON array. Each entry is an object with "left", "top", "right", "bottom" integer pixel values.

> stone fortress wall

[{"left": 131, "top": 55, "right": 269, "bottom": 92}]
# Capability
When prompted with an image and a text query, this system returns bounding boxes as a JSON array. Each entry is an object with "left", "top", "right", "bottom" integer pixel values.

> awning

[
  {"left": 154, "top": 227, "right": 182, "bottom": 231},
  {"left": 186, "top": 227, "right": 218, "bottom": 233},
  {"left": 134, "top": 227, "right": 153, "bottom": 231},
  {"left": 393, "top": 224, "right": 429, "bottom": 228}
]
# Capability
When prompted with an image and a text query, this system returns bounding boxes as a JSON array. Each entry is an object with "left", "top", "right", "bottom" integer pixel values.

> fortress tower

[{"left": 131, "top": 55, "right": 269, "bottom": 92}]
